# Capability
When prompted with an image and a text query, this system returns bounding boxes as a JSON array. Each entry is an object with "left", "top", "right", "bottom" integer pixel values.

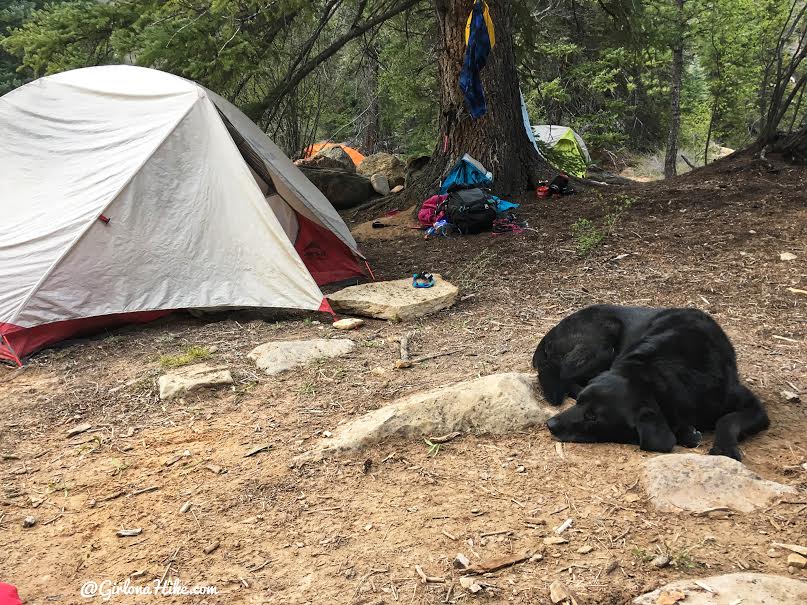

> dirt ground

[{"left": 1, "top": 154, "right": 805, "bottom": 604}]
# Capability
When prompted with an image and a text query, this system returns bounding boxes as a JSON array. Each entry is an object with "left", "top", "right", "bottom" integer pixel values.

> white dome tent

[{"left": 0, "top": 65, "right": 365, "bottom": 364}]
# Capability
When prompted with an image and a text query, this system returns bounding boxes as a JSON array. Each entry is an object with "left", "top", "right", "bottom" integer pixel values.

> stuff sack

[
  {"left": 418, "top": 193, "right": 449, "bottom": 226},
  {"left": 443, "top": 188, "right": 497, "bottom": 234}
]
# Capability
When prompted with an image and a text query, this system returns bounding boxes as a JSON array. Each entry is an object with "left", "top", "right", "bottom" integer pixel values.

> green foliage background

[{"left": 0, "top": 0, "right": 795, "bottom": 162}]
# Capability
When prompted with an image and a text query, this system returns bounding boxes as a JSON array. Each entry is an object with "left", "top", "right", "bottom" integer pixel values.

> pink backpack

[{"left": 418, "top": 194, "right": 449, "bottom": 226}]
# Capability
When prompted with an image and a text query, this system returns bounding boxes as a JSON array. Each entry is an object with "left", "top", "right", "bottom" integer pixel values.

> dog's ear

[
  {"left": 635, "top": 403, "right": 676, "bottom": 453},
  {"left": 561, "top": 344, "right": 615, "bottom": 382}
]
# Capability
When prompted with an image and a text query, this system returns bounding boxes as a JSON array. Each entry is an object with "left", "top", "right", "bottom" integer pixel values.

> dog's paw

[
  {"left": 676, "top": 427, "right": 702, "bottom": 448},
  {"left": 708, "top": 444, "right": 742, "bottom": 461}
]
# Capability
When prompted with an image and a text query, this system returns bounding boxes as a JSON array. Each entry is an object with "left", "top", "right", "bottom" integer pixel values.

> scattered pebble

[
  {"left": 516, "top": 465, "right": 526, "bottom": 473},
  {"left": 333, "top": 318, "right": 364, "bottom": 330},
  {"left": 651, "top": 554, "right": 671, "bottom": 568},
  {"left": 577, "top": 545, "right": 593, "bottom": 554},
  {"left": 787, "top": 553, "right": 807, "bottom": 569},
  {"left": 22, "top": 516, "right": 36, "bottom": 528}
]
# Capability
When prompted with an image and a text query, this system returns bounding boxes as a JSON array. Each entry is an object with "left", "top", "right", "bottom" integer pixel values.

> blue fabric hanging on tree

[{"left": 459, "top": 1, "right": 495, "bottom": 119}]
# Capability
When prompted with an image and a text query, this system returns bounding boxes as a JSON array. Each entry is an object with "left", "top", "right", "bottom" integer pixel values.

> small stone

[
  {"left": 577, "top": 545, "right": 593, "bottom": 554},
  {"left": 207, "top": 345, "right": 219, "bottom": 353},
  {"left": 454, "top": 553, "right": 471, "bottom": 569},
  {"left": 543, "top": 536, "right": 568, "bottom": 545},
  {"left": 369, "top": 173, "right": 390, "bottom": 196},
  {"left": 516, "top": 465, "right": 526, "bottom": 473},
  {"left": 370, "top": 367, "right": 389, "bottom": 375},
  {"left": 66, "top": 423, "right": 92, "bottom": 438},
  {"left": 529, "top": 553, "right": 544, "bottom": 562},
  {"left": 787, "top": 553, "right": 807, "bottom": 569},
  {"left": 780, "top": 252, "right": 797, "bottom": 261},
  {"left": 180, "top": 501, "right": 192, "bottom": 514},
  {"left": 781, "top": 390, "right": 801, "bottom": 403},
  {"left": 158, "top": 364, "right": 233, "bottom": 400},
  {"left": 651, "top": 554, "right": 671, "bottom": 568},
  {"left": 391, "top": 185, "right": 404, "bottom": 193},
  {"left": 322, "top": 431, "right": 333, "bottom": 438},
  {"left": 768, "top": 548, "right": 783, "bottom": 558},
  {"left": 333, "top": 318, "right": 364, "bottom": 331},
  {"left": 22, "top": 515, "right": 36, "bottom": 528}
]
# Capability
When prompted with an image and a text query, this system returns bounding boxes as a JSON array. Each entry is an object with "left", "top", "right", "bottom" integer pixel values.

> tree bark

[
  {"left": 360, "top": 47, "right": 381, "bottom": 154},
  {"left": 413, "top": 0, "right": 548, "bottom": 196},
  {"left": 664, "top": 0, "right": 685, "bottom": 179}
]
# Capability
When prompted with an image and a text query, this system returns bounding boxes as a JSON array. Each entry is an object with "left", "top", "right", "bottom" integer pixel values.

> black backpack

[{"left": 443, "top": 188, "right": 497, "bottom": 234}]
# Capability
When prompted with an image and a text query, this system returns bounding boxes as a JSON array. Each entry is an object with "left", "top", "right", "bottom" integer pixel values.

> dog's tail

[{"left": 710, "top": 383, "right": 769, "bottom": 460}]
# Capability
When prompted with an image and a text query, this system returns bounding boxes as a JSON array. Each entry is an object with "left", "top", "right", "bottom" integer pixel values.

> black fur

[
  {"left": 532, "top": 305, "right": 663, "bottom": 405},
  {"left": 544, "top": 308, "right": 769, "bottom": 461}
]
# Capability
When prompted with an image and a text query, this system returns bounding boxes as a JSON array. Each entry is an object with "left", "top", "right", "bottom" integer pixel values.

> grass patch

[
  {"left": 159, "top": 345, "right": 211, "bottom": 369},
  {"left": 456, "top": 248, "right": 498, "bottom": 292},
  {"left": 571, "top": 194, "right": 637, "bottom": 256}
]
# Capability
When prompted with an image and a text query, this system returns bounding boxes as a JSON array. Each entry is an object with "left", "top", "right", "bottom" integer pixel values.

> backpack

[{"left": 443, "top": 188, "right": 497, "bottom": 234}]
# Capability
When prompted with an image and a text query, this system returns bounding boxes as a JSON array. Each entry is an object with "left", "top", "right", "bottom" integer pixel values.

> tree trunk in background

[
  {"left": 360, "top": 47, "right": 381, "bottom": 155},
  {"left": 664, "top": 0, "right": 685, "bottom": 179},
  {"left": 413, "top": 0, "right": 548, "bottom": 196}
]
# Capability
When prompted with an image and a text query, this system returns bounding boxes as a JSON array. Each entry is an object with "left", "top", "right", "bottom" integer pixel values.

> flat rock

[
  {"left": 293, "top": 373, "right": 558, "bottom": 464},
  {"left": 158, "top": 364, "right": 233, "bottom": 400},
  {"left": 328, "top": 275, "right": 458, "bottom": 321},
  {"left": 643, "top": 453, "right": 797, "bottom": 513},
  {"left": 633, "top": 573, "right": 807, "bottom": 604},
  {"left": 248, "top": 339, "right": 355, "bottom": 375}
]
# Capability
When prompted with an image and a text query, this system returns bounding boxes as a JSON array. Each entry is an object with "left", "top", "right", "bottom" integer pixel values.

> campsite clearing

[{"left": 0, "top": 154, "right": 805, "bottom": 604}]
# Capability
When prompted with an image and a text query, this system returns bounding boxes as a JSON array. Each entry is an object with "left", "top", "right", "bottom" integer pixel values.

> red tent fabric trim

[
  {"left": 294, "top": 214, "right": 365, "bottom": 285},
  {"left": 0, "top": 311, "right": 172, "bottom": 364}
]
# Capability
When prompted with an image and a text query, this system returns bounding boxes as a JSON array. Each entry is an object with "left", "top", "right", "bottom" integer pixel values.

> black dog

[
  {"left": 533, "top": 305, "right": 664, "bottom": 405},
  {"left": 544, "top": 308, "right": 769, "bottom": 460}
]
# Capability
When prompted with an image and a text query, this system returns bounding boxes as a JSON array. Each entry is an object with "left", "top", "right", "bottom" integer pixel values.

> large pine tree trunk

[
  {"left": 664, "top": 0, "right": 685, "bottom": 179},
  {"left": 414, "top": 0, "right": 548, "bottom": 196}
]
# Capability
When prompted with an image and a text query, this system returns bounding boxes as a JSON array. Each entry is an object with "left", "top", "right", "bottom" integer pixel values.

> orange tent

[{"left": 306, "top": 141, "right": 365, "bottom": 166}]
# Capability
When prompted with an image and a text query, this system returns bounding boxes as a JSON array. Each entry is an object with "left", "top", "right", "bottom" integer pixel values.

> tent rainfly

[{"left": 0, "top": 65, "right": 365, "bottom": 365}]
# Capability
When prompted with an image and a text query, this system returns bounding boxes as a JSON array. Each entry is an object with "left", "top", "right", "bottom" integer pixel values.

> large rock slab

[
  {"left": 633, "top": 573, "right": 807, "bottom": 605},
  {"left": 158, "top": 364, "right": 233, "bottom": 400},
  {"left": 248, "top": 339, "right": 355, "bottom": 375},
  {"left": 358, "top": 152, "right": 406, "bottom": 187},
  {"left": 293, "top": 373, "right": 557, "bottom": 464},
  {"left": 328, "top": 274, "right": 458, "bottom": 321},
  {"left": 643, "top": 453, "right": 797, "bottom": 513}
]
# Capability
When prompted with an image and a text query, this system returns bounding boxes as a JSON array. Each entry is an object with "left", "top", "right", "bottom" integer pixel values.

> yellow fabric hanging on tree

[{"left": 465, "top": 0, "right": 495, "bottom": 48}]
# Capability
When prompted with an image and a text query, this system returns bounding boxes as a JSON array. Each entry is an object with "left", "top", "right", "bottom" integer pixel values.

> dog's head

[
  {"left": 533, "top": 330, "right": 566, "bottom": 406},
  {"left": 545, "top": 372, "right": 676, "bottom": 452}
]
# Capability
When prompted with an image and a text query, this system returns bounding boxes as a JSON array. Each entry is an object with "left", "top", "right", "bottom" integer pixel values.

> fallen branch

[
  {"left": 415, "top": 565, "right": 445, "bottom": 584},
  {"left": 465, "top": 552, "right": 531, "bottom": 574}
]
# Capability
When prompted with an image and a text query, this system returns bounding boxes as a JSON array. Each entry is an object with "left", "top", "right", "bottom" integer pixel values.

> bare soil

[{"left": 1, "top": 154, "right": 805, "bottom": 604}]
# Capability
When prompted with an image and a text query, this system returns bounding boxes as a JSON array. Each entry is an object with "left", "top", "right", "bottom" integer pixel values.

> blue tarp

[
  {"left": 459, "top": 1, "right": 492, "bottom": 119},
  {"left": 439, "top": 154, "right": 492, "bottom": 194}
]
